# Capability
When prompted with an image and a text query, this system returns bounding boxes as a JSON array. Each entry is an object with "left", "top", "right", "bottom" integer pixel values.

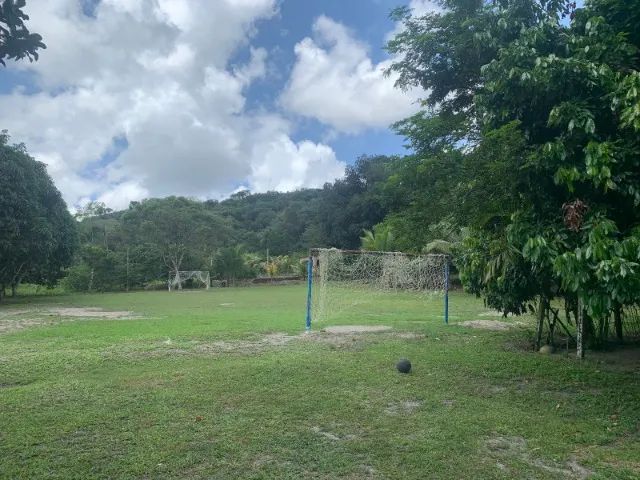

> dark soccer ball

[{"left": 396, "top": 358, "right": 412, "bottom": 374}]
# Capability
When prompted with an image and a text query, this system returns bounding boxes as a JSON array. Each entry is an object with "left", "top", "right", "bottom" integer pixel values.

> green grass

[{"left": 0, "top": 285, "right": 638, "bottom": 479}]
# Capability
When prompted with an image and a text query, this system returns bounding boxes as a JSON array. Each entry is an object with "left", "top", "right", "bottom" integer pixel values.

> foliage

[
  {"left": 0, "top": 0, "right": 45, "bottom": 66},
  {"left": 386, "top": 0, "right": 640, "bottom": 347},
  {"left": 213, "top": 246, "right": 252, "bottom": 285},
  {"left": 64, "top": 155, "right": 399, "bottom": 291},
  {"left": 0, "top": 132, "right": 76, "bottom": 299},
  {"left": 360, "top": 224, "right": 396, "bottom": 252},
  {"left": 121, "top": 197, "right": 233, "bottom": 280}
]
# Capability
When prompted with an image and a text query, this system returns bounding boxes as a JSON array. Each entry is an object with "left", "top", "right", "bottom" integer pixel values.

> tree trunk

[
  {"left": 614, "top": 306, "right": 623, "bottom": 344},
  {"left": 577, "top": 299, "right": 585, "bottom": 359},
  {"left": 535, "top": 296, "right": 546, "bottom": 351},
  {"left": 598, "top": 316, "right": 609, "bottom": 348},
  {"left": 176, "top": 269, "right": 182, "bottom": 290},
  {"left": 126, "top": 247, "right": 130, "bottom": 292},
  {"left": 88, "top": 268, "right": 94, "bottom": 292},
  {"left": 548, "top": 314, "right": 556, "bottom": 346},
  {"left": 10, "top": 264, "right": 24, "bottom": 298}
]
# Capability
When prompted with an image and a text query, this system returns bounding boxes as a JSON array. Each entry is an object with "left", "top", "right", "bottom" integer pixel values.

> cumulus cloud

[
  {"left": 280, "top": 15, "right": 421, "bottom": 133},
  {"left": 1, "top": 0, "right": 345, "bottom": 209}
]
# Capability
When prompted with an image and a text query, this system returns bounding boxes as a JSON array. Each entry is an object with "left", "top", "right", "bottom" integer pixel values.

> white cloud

[
  {"left": 249, "top": 134, "right": 345, "bottom": 192},
  {"left": 280, "top": 15, "right": 421, "bottom": 133},
  {"left": 1, "top": 0, "right": 345, "bottom": 209},
  {"left": 96, "top": 181, "right": 150, "bottom": 211}
]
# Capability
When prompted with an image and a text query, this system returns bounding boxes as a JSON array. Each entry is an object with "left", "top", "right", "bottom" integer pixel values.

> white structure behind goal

[
  {"left": 305, "top": 248, "right": 450, "bottom": 329},
  {"left": 168, "top": 271, "right": 210, "bottom": 291}
]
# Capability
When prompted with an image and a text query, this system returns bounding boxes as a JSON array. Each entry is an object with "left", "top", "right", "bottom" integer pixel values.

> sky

[{"left": 0, "top": 0, "right": 438, "bottom": 210}]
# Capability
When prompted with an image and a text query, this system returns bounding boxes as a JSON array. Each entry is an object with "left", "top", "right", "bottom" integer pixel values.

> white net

[
  {"left": 168, "top": 271, "right": 210, "bottom": 291},
  {"left": 310, "top": 248, "right": 449, "bottom": 324}
]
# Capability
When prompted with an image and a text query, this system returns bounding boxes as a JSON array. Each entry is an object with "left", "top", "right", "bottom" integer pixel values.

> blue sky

[
  {"left": 241, "top": 0, "right": 413, "bottom": 159},
  {"left": 0, "top": 0, "right": 431, "bottom": 210}
]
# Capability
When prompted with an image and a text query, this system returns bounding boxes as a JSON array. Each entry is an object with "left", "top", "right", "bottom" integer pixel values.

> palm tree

[{"left": 360, "top": 225, "right": 396, "bottom": 252}]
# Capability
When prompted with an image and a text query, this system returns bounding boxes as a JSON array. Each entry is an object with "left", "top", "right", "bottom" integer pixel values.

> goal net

[
  {"left": 168, "top": 271, "right": 210, "bottom": 291},
  {"left": 306, "top": 248, "right": 450, "bottom": 329}
]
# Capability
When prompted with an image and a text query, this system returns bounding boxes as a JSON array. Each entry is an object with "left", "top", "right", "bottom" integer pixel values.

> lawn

[{"left": 0, "top": 285, "right": 638, "bottom": 479}]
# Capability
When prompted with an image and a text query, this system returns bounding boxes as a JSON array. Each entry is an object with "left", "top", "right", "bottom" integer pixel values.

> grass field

[{"left": 0, "top": 285, "right": 638, "bottom": 479}]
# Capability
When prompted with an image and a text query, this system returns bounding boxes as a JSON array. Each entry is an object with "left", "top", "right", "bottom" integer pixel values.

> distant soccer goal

[
  {"left": 168, "top": 271, "right": 210, "bottom": 291},
  {"left": 305, "top": 248, "right": 450, "bottom": 330}
]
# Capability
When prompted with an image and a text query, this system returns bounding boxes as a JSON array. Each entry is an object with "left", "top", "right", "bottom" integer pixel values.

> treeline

[{"left": 67, "top": 154, "right": 416, "bottom": 292}]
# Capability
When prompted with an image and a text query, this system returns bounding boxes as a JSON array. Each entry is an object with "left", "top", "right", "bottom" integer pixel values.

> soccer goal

[
  {"left": 305, "top": 248, "right": 450, "bottom": 330},
  {"left": 168, "top": 271, "right": 211, "bottom": 291}
]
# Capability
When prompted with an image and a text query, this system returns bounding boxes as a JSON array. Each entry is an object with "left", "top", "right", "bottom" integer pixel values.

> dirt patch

[
  {"left": 479, "top": 310, "right": 514, "bottom": 317},
  {"left": 193, "top": 333, "right": 298, "bottom": 355},
  {"left": 385, "top": 400, "right": 423, "bottom": 415},
  {"left": 0, "top": 317, "right": 51, "bottom": 334},
  {"left": 0, "top": 309, "right": 32, "bottom": 317},
  {"left": 322, "top": 325, "right": 392, "bottom": 334},
  {"left": 311, "top": 426, "right": 357, "bottom": 442},
  {"left": 485, "top": 435, "right": 592, "bottom": 479},
  {"left": 393, "top": 332, "right": 427, "bottom": 340},
  {"left": 46, "top": 307, "right": 138, "bottom": 319},
  {"left": 588, "top": 346, "right": 640, "bottom": 373},
  {"left": 460, "top": 320, "right": 513, "bottom": 331},
  {"left": 105, "top": 329, "right": 427, "bottom": 359},
  {"left": 0, "top": 306, "right": 141, "bottom": 335}
]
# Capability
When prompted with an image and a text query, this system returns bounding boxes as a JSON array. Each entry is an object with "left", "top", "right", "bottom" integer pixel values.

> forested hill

[{"left": 69, "top": 154, "right": 403, "bottom": 291}]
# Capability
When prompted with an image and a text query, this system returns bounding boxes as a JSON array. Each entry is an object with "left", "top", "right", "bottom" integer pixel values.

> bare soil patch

[
  {"left": 0, "top": 317, "right": 51, "bottom": 334},
  {"left": 311, "top": 425, "right": 357, "bottom": 442},
  {"left": 321, "top": 325, "right": 392, "bottom": 334},
  {"left": 110, "top": 328, "right": 426, "bottom": 359},
  {"left": 461, "top": 320, "right": 513, "bottom": 331},
  {"left": 385, "top": 400, "right": 423, "bottom": 415},
  {"left": 194, "top": 333, "right": 298, "bottom": 355},
  {"left": 485, "top": 435, "right": 592, "bottom": 479},
  {"left": 479, "top": 310, "right": 514, "bottom": 317},
  {"left": 46, "top": 307, "right": 137, "bottom": 319},
  {"left": 0, "top": 306, "right": 141, "bottom": 335}
]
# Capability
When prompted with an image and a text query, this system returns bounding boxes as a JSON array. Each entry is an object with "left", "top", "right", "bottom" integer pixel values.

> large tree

[
  {"left": 120, "top": 197, "right": 234, "bottom": 283},
  {"left": 387, "top": 0, "right": 640, "bottom": 351},
  {"left": 0, "top": 132, "right": 76, "bottom": 299}
]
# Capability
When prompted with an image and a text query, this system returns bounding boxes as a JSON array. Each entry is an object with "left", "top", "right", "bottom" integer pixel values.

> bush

[
  {"left": 144, "top": 279, "right": 167, "bottom": 291},
  {"left": 61, "top": 264, "right": 93, "bottom": 292}
]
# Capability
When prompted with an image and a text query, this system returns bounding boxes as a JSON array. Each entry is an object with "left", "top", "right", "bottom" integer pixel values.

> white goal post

[
  {"left": 168, "top": 271, "right": 211, "bottom": 291},
  {"left": 305, "top": 248, "right": 450, "bottom": 330}
]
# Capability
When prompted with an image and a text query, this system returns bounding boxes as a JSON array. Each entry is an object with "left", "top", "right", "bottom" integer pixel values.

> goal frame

[
  {"left": 304, "top": 248, "right": 450, "bottom": 331},
  {"left": 168, "top": 270, "right": 211, "bottom": 291}
]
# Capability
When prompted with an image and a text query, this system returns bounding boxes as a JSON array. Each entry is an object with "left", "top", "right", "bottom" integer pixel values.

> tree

[
  {"left": 387, "top": 0, "right": 640, "bottom": 350},
  {"left": 213, "top": 246, "right": 250, "bottom": 285},
  {"left": 0, "top": 132, "right": 76, "bottom": 299},
  {"left": 0, "top": 0, "right": 45, "bottom": 66},
  {"left": 360, "top": 225, "right": 396, "bottom": 252},
  {"left": 121, "top": 197, "right": 233, "bottom": 282}
]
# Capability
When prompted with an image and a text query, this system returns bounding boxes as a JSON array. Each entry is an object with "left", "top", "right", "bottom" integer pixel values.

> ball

[
  {"left": 539, "top": 344, "right": 555, "bottom": 355},
  {"left": 396, "top": 358, "right": 412, "bottom": 374}
]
